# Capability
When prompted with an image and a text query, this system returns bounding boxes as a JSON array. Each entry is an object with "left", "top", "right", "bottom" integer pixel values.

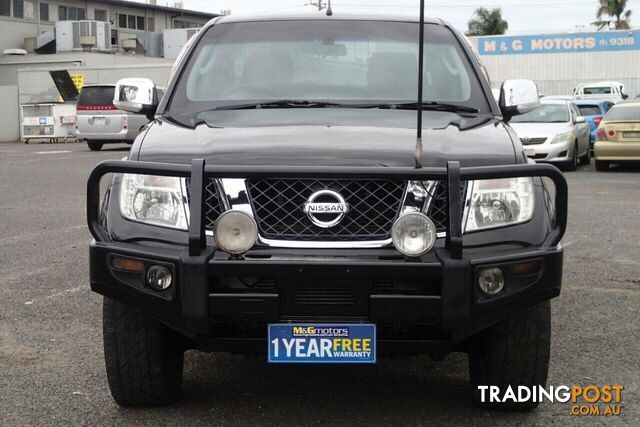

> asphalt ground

[{"left": 0, "top": 141, "right": 638, "bottom": 426}]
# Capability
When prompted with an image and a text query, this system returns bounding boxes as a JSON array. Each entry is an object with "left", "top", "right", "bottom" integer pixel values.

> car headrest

[
  {"left": 367, "top": 52, "right": 418, "bottom": 99},
  {"left": 242, "top": 51, "right": 294, "bottom": 87}
]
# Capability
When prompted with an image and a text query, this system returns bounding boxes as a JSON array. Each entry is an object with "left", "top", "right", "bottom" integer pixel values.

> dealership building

[
  {"left": 0, "top": 12, "right": 639, "bottom": 142},
  {"left": 468, "top": 29, "right": 640, "bottom": 98},
  {"left": 0, "top": 0, "right": 215, "bottom": 52}
]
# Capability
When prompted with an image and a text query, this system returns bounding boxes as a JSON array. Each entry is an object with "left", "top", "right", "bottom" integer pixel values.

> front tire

[
  {"left": 87, "top": 140, "right": 103, "bottom": 151},
  {"left": 103, "top": 297, "right": 184, "bottom": 407},
  {"left": 468, "top": 301, "right": 551, "bottom": 411},
  {"left": 564, "top": 143, "right": 578, "bottom": 171},
  {"left": 579, "top": 144, "right": 591, "bottom": 165}
]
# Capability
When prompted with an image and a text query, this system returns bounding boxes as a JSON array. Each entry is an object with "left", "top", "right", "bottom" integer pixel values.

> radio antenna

[
  {"left": 415, "top": 0, "right": 425, "bottom": 169},
  {"left": 326, "top": 0, "right": 333, "bottom": 16}
]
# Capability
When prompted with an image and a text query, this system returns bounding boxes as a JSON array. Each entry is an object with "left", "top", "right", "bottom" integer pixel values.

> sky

[{"left": 151, "top": 0, "right": 640, "bottom": 35}]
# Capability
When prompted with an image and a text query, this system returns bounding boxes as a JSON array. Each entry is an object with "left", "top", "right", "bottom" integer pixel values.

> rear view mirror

[
  {"left": 499, "top": 79, "right": 540, "bottom": 121},
  {"left": 113, "top": 78, "right": 159, "bottom": 120},
  {"left": 575, "top": 116, "right": 586, "bottom": 124}
]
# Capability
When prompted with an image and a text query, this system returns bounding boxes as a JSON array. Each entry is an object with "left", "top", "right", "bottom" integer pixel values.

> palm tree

[
  {"left": 593, "top": 0, "right": 632, "bottom": 30},
  {"left": 466, "top": 8, "right": 509, "bottom": 36}
]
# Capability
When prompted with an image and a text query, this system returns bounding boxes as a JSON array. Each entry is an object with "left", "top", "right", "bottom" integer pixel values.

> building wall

[
  {"left": 0, "top": 85, "right": 19, "bottom": 142},
  {"left": 0, "top": 0, "right": 212, "bottom": 52},
  {"left": 0, "top": 52, "right": 173, "bottom": 142},
  {"left": 469, "top": 32, "right": 640, "bottom": 98}
]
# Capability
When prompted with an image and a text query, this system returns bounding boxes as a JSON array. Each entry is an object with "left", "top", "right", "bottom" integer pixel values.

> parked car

[
  {"left": 574, "top": 81, "right": 627, "bottom": 102},
  {"left": 509, "top": 99, "right": 591, "bottom": 170},
  {"left": 87, "top": 10, "right": 568, "bottom": 410},
  {"left": 594, "top": 100, "right": 640, "bottom": 171},
  {"left": 76, "top": 85, "right": 151, "bottom": 151},
  {"left": 575, "top": 99, "right": 615, "bottom": 148}
]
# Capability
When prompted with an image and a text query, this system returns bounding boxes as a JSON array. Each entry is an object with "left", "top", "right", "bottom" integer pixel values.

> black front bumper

[{"left": 88, "top": 160, "right": 568, "bottom": 355}]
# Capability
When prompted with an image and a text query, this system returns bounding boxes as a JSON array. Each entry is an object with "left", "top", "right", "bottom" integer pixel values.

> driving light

[
  {"left": 478, "top": 267, "right": 505, "bottom": 296},
  {"left": 214, "top": 210, "right": 258, "bottom": 255},
  {"left": 464, "top": 178, "right": 535, "bottom": 232},
  {"left": 146, "top": 265, "right": 173, "bottom": 291},
  {"left": 120, "top": 174, "right": 188, "bottom": 230},
  {"left": 391, "top": 212, "right": 437, "bottom": 257}
]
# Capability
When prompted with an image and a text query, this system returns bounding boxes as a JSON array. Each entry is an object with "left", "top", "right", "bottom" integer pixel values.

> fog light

[
  {"left": 391, "top": 212, "right": 437, "bottom": 257},
  {"left": 146, "top": 265, "right": 173, "bottom": 291},
  {"left": 214, "top": 210, "right": 258, "bottom": 255},
  {"left": 478, "top": 267, "right": 505, "bottom": 296}
]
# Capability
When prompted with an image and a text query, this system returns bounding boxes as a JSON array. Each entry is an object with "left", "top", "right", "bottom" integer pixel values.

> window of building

[
  {"left": 173, "top": 19, "right": 199, "bottom": 29},
  {"left": 0, "top": 0, "right": 10, "bottom": 16},
  {"left": 147, "top": 17, "right": 154, "bottom": 31},
  {"left": 59, "top": 5, "right": 85, "bottom": 21},
  {"left": 12, "top": 0, "right": 23, "bottom": 18},
  {"left": 118, "top": 13, "right": 147, "bottom": 30},
  {"left": 39, "top": 2, "right": 48, "bottom": 20},
  {"left": 94, "top": 9, "right": 106, "bottom": 22}
]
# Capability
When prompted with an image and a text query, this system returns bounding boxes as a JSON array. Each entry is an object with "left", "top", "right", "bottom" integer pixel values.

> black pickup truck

[{"left": 87, "top": 10, "right": 567, "bottom": 410}]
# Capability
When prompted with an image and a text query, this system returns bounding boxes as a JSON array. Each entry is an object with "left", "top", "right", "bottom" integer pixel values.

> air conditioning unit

[
  {"left": 162, "top": 28, "right": 201, "bottom": 60},
  {"left": 56, "top": 21, "right": 112, "bottom": 53}
]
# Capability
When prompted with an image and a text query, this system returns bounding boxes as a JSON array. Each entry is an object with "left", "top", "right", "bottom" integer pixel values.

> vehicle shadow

[
  {"left": 96, "top": 145, "right": 131, "bottom": 152},
  {"left": 605, "top": 163, "right": 640, "bottom": 173},
  {"left": 114, "top": 352, "right": 544, "bottom": 424}
]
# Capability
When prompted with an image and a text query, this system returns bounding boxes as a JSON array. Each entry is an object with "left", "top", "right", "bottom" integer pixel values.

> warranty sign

[{"left": 268, "top": 324, "right": 376, "bottom": 364}]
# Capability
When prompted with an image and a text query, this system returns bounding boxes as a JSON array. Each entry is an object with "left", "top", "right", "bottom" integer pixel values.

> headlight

[
  {"left": 391, "top": 212, "right": 437, "bottom": 257},
  {"left": 550, "top": 132, "right": 572, "bottom": 144},
  {"left": 119, "top": 174, "right": 188, "bottom": 230},
  {"left": 464, "top": 177, "right": 535, "bottom": 232}
]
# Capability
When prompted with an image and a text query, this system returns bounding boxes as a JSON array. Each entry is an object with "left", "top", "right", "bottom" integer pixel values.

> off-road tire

[
  {"left": 103, "top": 297, "right": 184, "bottom": 407},
  {"left": 595, "top": 160, "right": 610, "bottom": 171},
  {"left": 87, "top": 140, "right": 104, "bottom": 151},
  {"left": 468, "top": 301, "right": 551, "bottom": 411}
]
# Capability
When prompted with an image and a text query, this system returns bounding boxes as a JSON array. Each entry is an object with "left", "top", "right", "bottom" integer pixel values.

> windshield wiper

[
  {"left": 210, "top": 100, "right": 352, "bottom": 111},
  {"left": 373, "top": 102, "right": 479, "bottom": 114},
  {"left": 205, "top": 100, "right": 479, "bottom": 114}
]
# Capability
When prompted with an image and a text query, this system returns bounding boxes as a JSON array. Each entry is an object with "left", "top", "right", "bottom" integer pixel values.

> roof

[
  {"left": 540, "top": 98, "right": 572, "bottom": 105},
  {"left": 211, "top": 7, "right": 443, "bottom": 26},
  {"left": 94, "top": 0, "right": 218, "bottom": 19},
  {"left": 611, "top": 100, "right": 640, "bottom": 107},
  {"left": 575, "top": 81, "right": 624, "bottom": 87}
]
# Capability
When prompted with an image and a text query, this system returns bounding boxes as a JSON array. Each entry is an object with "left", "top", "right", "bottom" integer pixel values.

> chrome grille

[
  {"left": 521, "top": 137, "right": 547, "bottom": 145},
  {"left": 424, "top": 181, "right": 468, "bottom": 234},
  {"left": 186, "top": 178, "right": 223, "bottom": 231},
  {"left": 246, "top": 179, "right": 406, "bottom": 241}
]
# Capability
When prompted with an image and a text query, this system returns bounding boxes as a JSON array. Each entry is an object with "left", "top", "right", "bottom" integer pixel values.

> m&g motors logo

[
  {"left": 292, "top": 326, "right": 349, "bottom": 337},
  {"left": 478, "top": 385, "right": 624, "bottom": 416}
]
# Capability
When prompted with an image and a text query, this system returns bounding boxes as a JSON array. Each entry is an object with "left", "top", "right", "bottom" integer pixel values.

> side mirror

[
  {"left": 499, "top": 79, "right": 540, "bottom": 121},
  {"left": 575, "top": 116, "right": 586, "bottom": 124},
  {"left": 113, "top": 78, "right": 160, "bottom": 120}
]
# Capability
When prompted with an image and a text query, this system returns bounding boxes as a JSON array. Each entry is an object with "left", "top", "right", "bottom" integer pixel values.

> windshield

[
  {"left": 167, "top": 20, "right": 490, "bottom": 125},
  {"left": 577, "top": 105, "right": 601, "bottom": 116},
  {"left": 583, "top": 87, "right": 612, "bottom": 95},
  {"left": 78, "top": 86, "right": 115, "bottom": 106},
  {"left": 510, "top": 104, "right": 570, "bottom": 123},
  {"left": 605, "top": 105, "right": 640, "bottom": 121}
]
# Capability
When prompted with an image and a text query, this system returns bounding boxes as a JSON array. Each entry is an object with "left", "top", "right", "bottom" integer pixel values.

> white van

[{"left": 574, "top": 81, "right": 627, "bottom": 101}]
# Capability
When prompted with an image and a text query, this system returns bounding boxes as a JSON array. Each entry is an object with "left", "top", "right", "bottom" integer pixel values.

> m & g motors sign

[{"left": 477, "top": 30, "right": 640, "bottom": 55}]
